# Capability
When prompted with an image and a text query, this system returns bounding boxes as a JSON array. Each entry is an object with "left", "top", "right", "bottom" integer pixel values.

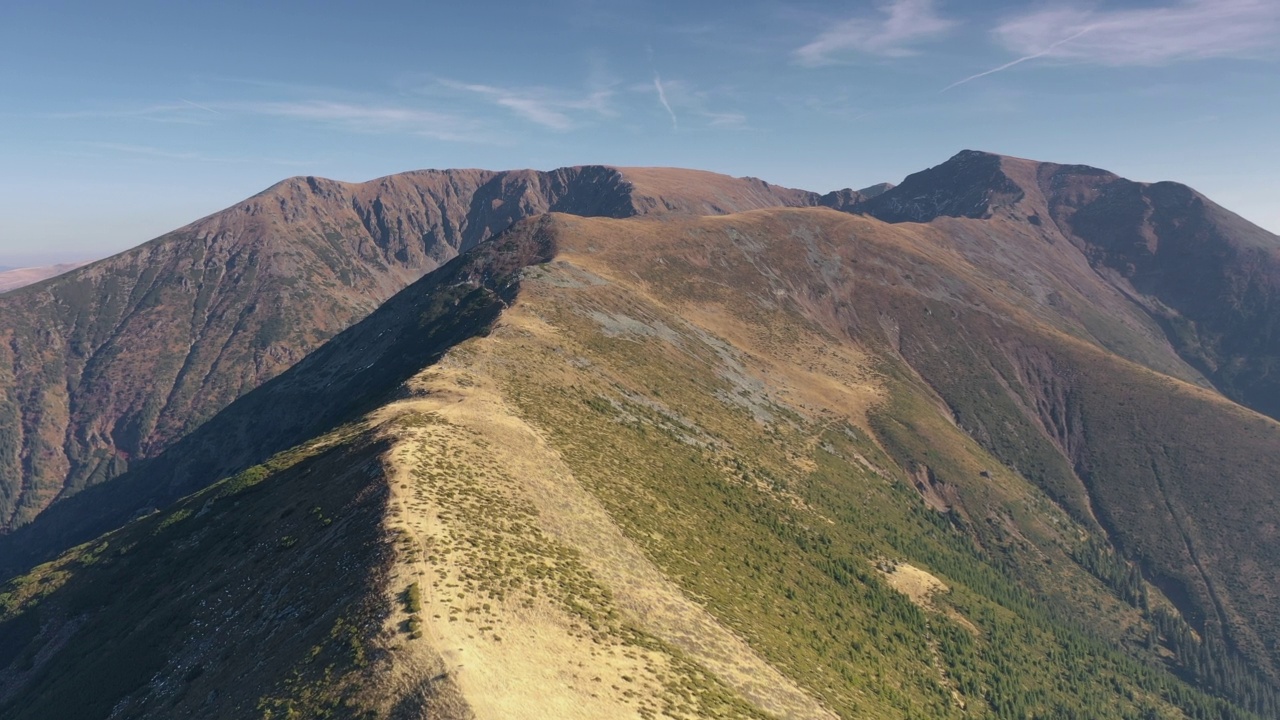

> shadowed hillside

[{"left": 0, "top": 217, "right": 560, "bottom": 576}]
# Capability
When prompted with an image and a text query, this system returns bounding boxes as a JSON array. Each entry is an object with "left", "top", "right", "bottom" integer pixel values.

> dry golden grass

[
  {"left": 877, "top": 561, "right": 951, "bottom": 614},
  {"left": 617, "top": 167, "right": 813, "bottom": 215},
  {"left": 374, "top": 354, "right": 835, "bottom": 719}
]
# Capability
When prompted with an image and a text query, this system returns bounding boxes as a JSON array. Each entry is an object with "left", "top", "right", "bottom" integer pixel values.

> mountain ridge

[
  {"left": 0, "top": 164, "right": 827, "bottom": 530},
  {"left": 4, "top": 203, "right": 1278, "bottom": 717},
  {"left": 3, "top": 151, "right": 1280, "bottom": 717}
]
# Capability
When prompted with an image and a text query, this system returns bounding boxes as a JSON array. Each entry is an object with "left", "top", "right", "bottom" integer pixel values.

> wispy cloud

[
  {"left": 179, "top": 98, "right": 221, "bottom": 114},
  {"left": 231, "top": 100, "right": 480, "bottom": 141},
  {"left": 439, "top": 79, "right": 612, "bottom": 131},
  {"left": 652, "top": 73, "right": 678, "bottom": 130},
  {"left": 39, "top": 104, "right": 213, "bottom": 124},
  {"left": 39, "top": 97, "right": 480, "bottom": 141},
  {"left": 631, "top": 76, "right": 746, "bottom": 131},
  {"left": 83, "top": 142, "right": 210, "bottom": 161},
  {"left": 702, "top": 111, "right": 746, "bottom": 128},
  {"left": 78, "top": 142, "right": 311, "bottom": 165},
  {"left": 804, "top": 95, "right": 873, "bottom": 121},
  {"left": 949, "top": 0, "right": 1280, "bottom": 88},
  {"left": 943, "top": 27, "right": 1094, "bottom": 91},
  {"left": 795, "top": 0, "right": 954, "bottom": 66}
]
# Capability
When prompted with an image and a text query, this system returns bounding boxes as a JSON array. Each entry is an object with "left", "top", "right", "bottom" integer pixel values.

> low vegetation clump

[
  {"left": 403, "top": 582, "right": 424, "bottom": 639},
  {"left": 405, "top": 582, "right": 423, "bottom": 613}
]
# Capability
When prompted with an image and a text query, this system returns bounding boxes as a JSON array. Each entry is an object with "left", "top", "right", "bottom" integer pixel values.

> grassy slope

[
  {"left": 375, "top": 376, "right": 818, "bottom": 720},
  {"left": 879, "top": 264, "right": 1280, "bottom": 687},
  {"left": 417, "top": 212, "right": 1260, "bottom": 718}
]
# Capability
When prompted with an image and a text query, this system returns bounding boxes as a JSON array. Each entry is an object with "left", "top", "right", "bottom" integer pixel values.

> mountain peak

[
  {"left": 856, "top": 181, "right": 895, "bottom": 199},
  {"left": 856, "top": 149, "right": 1030, "bottom": 223}
]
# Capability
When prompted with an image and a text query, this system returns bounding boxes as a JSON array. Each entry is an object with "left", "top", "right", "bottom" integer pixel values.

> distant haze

[
  {"left": 0, "top": 249, "right": 106, "bottom": 269},
  {"left": 0, "top": 262, "right": 91, "bottom": 292}
]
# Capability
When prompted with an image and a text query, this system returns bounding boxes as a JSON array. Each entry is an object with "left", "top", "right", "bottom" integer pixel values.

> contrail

[
  {"left": 653, "top": 73, "right": 678, "bottom": 130},
  {"left": 942, "top": 26, "right": 1095, "bottom": 92},
  {"left": 180, "top": 98, "right": 222, "bottom": 114}
]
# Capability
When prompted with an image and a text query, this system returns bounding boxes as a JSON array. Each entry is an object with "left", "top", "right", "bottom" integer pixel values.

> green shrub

[{"left": 405, "top": 582, "right": 422, "bottom": 614}]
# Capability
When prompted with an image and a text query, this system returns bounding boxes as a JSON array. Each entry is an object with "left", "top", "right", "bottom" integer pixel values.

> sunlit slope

[
  {"left": 537, "top": 209, "right": 1280, "bottom": 696},
  {"left": 460, "top": 210, "right": 1277, "bottom": 718},
  {"left": 860, "top": 149, "right": 1280, "bottom": 422},
  {"left": 399, "top": 210, "right": 1278, "bottom": 717}
]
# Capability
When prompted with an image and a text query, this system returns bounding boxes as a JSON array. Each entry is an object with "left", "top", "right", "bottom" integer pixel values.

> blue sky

[{"left": 2, "top": 0, "right": 1278, "bottom": 266}]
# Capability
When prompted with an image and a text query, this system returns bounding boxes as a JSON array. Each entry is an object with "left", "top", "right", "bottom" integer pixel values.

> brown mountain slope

[
  {"left": 2, "top": 208, "right": 1274, "bottom": 719},
  {"left": 0, "top": 166, "right": 817, "bottom": 530},
  {"left": 845, "top": 154, "right": 1280, "bottom": 681},
  {"left": 552, "top": 207, "right": 1280, "bottom": 681},
  {"left": 620, "top": 167, "right": 820, "bottom": 214},
  {"left": 857, "top": 149, "right": 1280, "bottom": 421},
  {"left": 0, "top": 217, "right": 560, "bottom": 574}
]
